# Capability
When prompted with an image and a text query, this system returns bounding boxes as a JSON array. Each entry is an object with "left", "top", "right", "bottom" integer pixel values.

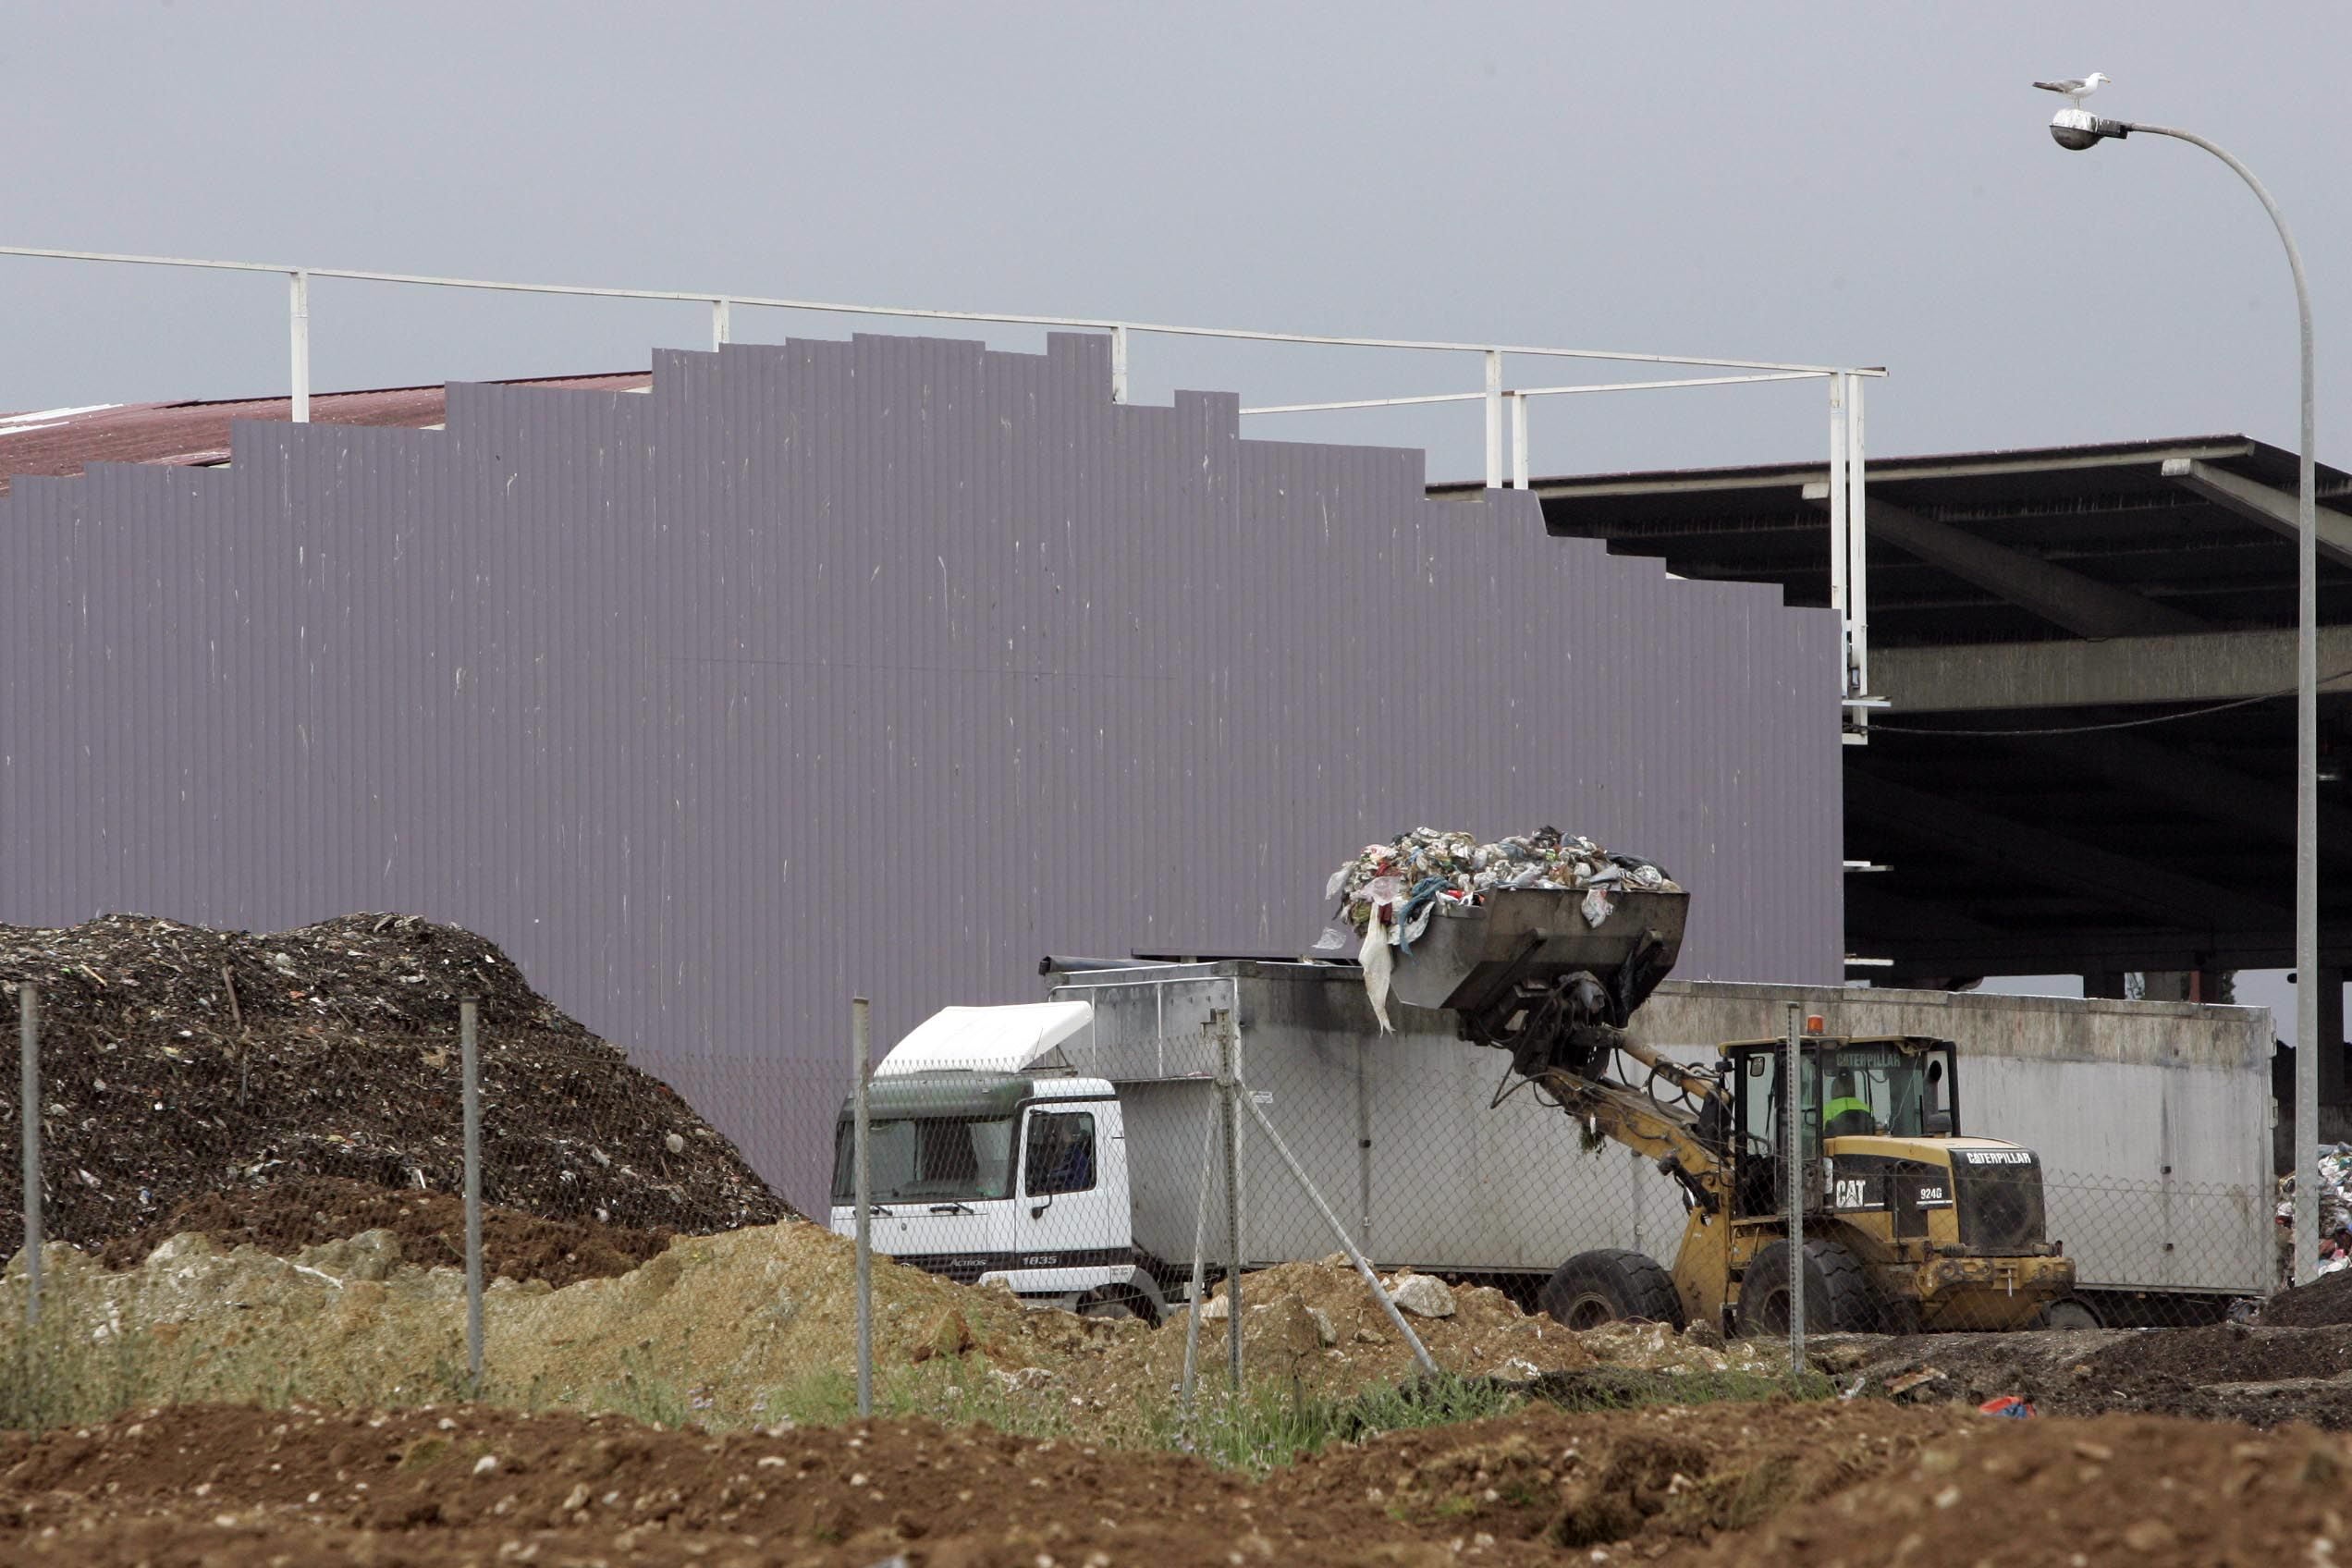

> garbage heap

[
  {"left": 2276, "top": 1142, "right": 2352, "bottom": 1281},
  {"left": 0, "top": 913, "right": 791, "bottom": 1254},
  {"left": 1324, "top": 826, "right": 1678, "bottom": 1030}
]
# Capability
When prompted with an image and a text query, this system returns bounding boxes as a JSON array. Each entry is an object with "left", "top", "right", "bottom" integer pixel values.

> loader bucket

[{"left": 1387, "top": 887, "right": 1688, "bottom": 1017}]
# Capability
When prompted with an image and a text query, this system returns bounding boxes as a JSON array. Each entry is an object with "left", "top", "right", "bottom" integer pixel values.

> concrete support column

[
  {"left": 2083, "top": 970, "right": 2129, "bottom": 1000},
  {"left": 2144, "top": 970, "right": 2236, "bottom": 1004}
]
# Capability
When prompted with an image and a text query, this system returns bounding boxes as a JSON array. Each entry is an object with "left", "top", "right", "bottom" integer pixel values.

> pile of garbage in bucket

[
  {"left": 1327, "top": 827, "right": 1679, "bottom": 936},
  {"left": 1324, "top": 826, "right": 1678, "bottom": 1030}
]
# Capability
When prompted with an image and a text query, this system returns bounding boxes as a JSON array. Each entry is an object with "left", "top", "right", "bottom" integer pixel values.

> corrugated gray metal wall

[{"left": 0, "top": 330, "right": 1842, "bottom": 1207}]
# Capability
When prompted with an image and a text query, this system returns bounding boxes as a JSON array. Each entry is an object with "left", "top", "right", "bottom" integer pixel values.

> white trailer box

[{"left": 1044, "top": 962, "right": 2274, "bottom": 1321}]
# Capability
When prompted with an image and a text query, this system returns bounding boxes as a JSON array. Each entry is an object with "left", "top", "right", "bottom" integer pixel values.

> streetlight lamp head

[{"left": 2049, "top": 107, "right": 2129, "bottom": 151}]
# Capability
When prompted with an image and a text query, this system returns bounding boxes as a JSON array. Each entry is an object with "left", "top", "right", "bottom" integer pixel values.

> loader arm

[
  {"left": 1528, "top": 1065, "right": 1729, "bottom": 1215},
  {"left": 1392, "top": 889, "right": 1731, "bottom": 1213}
]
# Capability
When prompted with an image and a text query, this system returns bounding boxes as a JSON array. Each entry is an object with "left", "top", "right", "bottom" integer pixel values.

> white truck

[
  {"left": 827, "top": 999, "right": 1173, "bottom": 1320},
  {"left": 829, "top": 957, "right": 2275, "bottom": 1328}
]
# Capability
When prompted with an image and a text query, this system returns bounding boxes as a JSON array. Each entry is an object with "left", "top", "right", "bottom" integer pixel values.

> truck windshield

[
  {"left": 830, "top": 1116, "right": 1016, "bottom": 1204},
  {"left": 1823, "top": 1043, "right": 1955, "bottom": 1138}
]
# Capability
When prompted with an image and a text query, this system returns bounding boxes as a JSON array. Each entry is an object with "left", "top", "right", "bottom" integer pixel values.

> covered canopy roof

[{"left": 1435, "top": 435, "right": 2352, "bottom": 983}]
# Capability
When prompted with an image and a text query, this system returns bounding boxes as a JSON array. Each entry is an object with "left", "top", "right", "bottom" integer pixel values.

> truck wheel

[
  {"left": 1538, "top": 1248, "right": 1685, "bottom": 1330},
  {"left": 1737, "top": 1238, "right": 1878, "bottom": 1335},
  {"left": 2038, "top": 1297, "right": 2102, "bottom": 1331},
  {"left": 1077, "top": 1287, "right": 1158, "bottom": 1327}
]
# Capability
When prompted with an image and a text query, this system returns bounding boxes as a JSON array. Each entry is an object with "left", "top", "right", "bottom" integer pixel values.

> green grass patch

[
  {"left": 1142, "top": 1373, "right": 1530, "bottom": 1476},
  {"left": 1516, "top": 1366, "right": 1835, "bottom": 1411},
  {"left": 0, "top": 1277, "right": 164, "bottom": 1431}
]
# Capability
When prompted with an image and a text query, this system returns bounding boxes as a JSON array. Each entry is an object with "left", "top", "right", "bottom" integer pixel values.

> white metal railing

[{"left": 0, "top": 245, "right": 1882, "bottom": 729}]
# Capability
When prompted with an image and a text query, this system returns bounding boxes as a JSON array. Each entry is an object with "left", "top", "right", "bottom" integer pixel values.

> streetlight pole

[{"left": 2050, "top": 108, "right": 2321, "bottom": 1283}]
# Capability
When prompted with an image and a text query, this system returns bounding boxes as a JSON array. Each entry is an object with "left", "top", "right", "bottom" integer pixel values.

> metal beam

[
  {"left": 1876, "top": 624, "right": 2352, "bottom": 713},
  {"left": 1513, "top": 439, "right": 2262, "bottom": 503},
  {"left": 1803, "top": 489, "right": 2205, "bottom": 640},
  {"left": 2051, "top": 729, "right": 2352, "bottom": 863},
  {"left": 1844, "top": 772, "right": 2288, "bottom": 931},
  {"left": 1844, "top": 880, "right": 2007, "bottom": 942},
  {"left": 1863, "top": 925, "right": 2352, "bottom": 974},
  {"left": 2162, "top": 458, "right": 2352, "bottom": 567}
]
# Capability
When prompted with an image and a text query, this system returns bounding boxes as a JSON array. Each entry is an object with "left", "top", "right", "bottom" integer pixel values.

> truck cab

[{"left": 827, "top": 1001, "right": 1166, "bottom": 1322}]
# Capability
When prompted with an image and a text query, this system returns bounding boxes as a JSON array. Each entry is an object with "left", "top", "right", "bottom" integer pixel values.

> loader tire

[
  {"left": 1737, "top": 1237, "right": 1878, "bottom": 1336},
  {"left": 1077, "top": 1286, "right": 1158, "bottom": 1328},
  {"left": 1538, "top": 1248, "right": 1685, "bottom": 1331},
  {"left": 2037, "top": 1296, "right": 2102, "bottom": 1331}
]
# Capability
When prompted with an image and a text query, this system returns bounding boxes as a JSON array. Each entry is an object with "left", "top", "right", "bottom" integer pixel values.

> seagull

[{"left": 2033, "top": 72, "right": 2111, "bottom": 107}]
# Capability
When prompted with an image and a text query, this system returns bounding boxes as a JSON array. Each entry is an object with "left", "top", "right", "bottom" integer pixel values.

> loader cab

[{"left": 1723, "top": 1034, "right": 1958, "bottom": 1219}]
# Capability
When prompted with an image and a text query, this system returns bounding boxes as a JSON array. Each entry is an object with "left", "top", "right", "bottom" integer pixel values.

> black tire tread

[
  {"left": 1538, "top": 1247, "right": 1685, "bottom": 1329},
  {"left": 1737, "top": 1237, "right": 1879, "bottom": 1335}
]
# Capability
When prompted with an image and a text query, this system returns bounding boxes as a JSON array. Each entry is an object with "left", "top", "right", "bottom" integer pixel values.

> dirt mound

[
  {"left": 1072, "top": 1258, "right": 1787, "bottom": 1412},
  {"left": 2260, "top": 1267, "right": 2352, "bottom": 1327},
  {"left": 1673, "top": 1412, "right": 2352, "bottom": 1568},
  {"left": 29, "top": 1396, "right": 2326, "bottom": 1568},
  {"left": 2063, "top": 1324, "right": 2352, "bottom": 1427},
  {"left": 1275, "top": 1398, "right": 1972, "bottom": 1554},
  {"left": 0, "top": 913, "right": 790, "bottom": 1250},
  {"left": 1819, "top": 1324, "right": 2352, "bottom": 1429},
  {"left": 6, "top": 1234, "right": 1794, "bottom": 1433},
  {"left": 6, "top": 1219, "right": 1136, "bottom": 1420},
  {"left": 0, "top": 1403, "right": 1256, "bottom": 1568},
  {"left": 0, "top": 1398, "right": 1986, "bottom": 1567},
  {"left": 92, "top": 1176, "right": 671, "bottom": 1290}
]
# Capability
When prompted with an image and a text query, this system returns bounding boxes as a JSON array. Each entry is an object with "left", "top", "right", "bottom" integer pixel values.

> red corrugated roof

[{"left": 0, "top": 371, "right": 652, "bottom": 496}]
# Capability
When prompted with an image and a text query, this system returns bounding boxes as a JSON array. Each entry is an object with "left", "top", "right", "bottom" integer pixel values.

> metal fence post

[
  {"left": 1109, "top": 324, "right": 1130, "bottom": 404},
  {"left": 1845, "top": 371, "right": 1869, "bottom": 703},
  {"left": 1238, "top": 1085, "right": 1438, "bottom": 1377},
  {"left": 1510, "top": 391, "right": 1529, "bottom": 489},
  {"left": 1784, "top": 1001, "right": 1805, "bottom": 1376},
  {"left": 460, "top": 998, "right": 483, "bottom": 1392},
  {"left": 18, "top": 983, "right": 38, "bottom": 1328},
  {"left": 1483, "top": 349, "right": 1503, "bottom": 488},
  {"left": 1178, "top": 1085, "right": 1217, "bottom": 1424},
  {"left": 1827, "top": 374, "right": 1851, "bottom": 699},
  {"left": 1214, "top": 1006, "right": 1243, "bottom": 1390},
  {"left": 711, "top": 299, "right": 731, "bottom": 350},
  {"left": 288, "top": 270, "right": 311, "bottom": 423},
  {"left": 852, "top": 997, "right": 874, "bottom": 1417}
]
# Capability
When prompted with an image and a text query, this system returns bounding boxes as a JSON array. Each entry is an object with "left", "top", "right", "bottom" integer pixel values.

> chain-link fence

[
  {"left": 1013, "top": 968, "right": 2286, "bottom": 1350},
  {"left": 0, "top": 967, "right": 2306, "bottom": 1438},
  {"left": 0, "top": 974, "right": 790, "bottom": 1430}
]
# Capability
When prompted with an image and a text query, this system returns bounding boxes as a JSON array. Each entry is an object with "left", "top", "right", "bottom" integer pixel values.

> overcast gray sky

[
  {"left": 8, "top": 3, "right": 2341, "bottom": 1031},
  {"left": 3, "top": 1, "right": 2344, "bottom": 479}
]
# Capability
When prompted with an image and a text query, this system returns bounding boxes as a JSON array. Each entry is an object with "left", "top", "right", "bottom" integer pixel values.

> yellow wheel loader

[{"left": 1389, "top": 888, "right": 2076, "bottom": 1335}]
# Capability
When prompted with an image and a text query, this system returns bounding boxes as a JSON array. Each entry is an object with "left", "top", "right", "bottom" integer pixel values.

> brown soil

[
  {"left": 1819, "top": 1324, "right": 2352, "bottom": 1429},
  {"left": 7, "top": 1398, "right": 2346, "bottom": 1567},
  {"left": 0, "top": 1398, "right": 1980, "bottom": 1568},
  {"left": 1664, "top": 1412, "right": 2352, "bottom": 1568},
  {"left": 0, "top": 913, "right": 790, "bottom": 1252},
  {"left": 91, "top": 1175, "right": 672, "bottom": 1289},
  {"left": 2260, "top": 1267, "right": 2352, "bottom": 1327}
]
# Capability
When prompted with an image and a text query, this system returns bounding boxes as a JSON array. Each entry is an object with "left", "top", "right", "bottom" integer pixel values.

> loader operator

[{"left": 1822, "top": 1072, "right": 1878, "bottom": 1139}]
